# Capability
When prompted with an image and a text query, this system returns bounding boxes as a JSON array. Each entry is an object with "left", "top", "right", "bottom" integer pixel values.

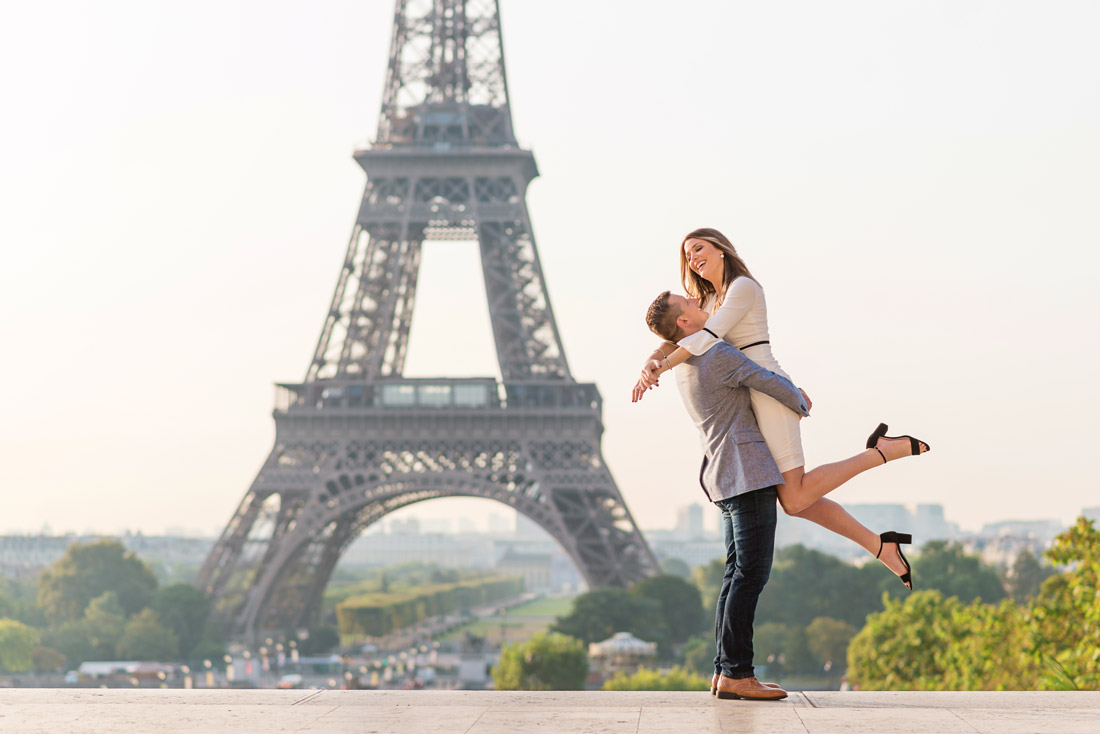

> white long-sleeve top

[{"left": 678, "top": 276, "right": 770, "bottom": 355}]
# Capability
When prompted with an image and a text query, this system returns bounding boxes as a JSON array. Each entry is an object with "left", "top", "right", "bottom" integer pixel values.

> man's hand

[{"left": 799, "top": 388, "right": 812, "bottom": 413}]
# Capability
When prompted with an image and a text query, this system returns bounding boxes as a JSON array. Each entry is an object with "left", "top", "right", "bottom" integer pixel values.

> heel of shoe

[
  {"left": 866, "top": 423, "right": 888, "bottom": 449},
  {"left": 877, "top": 531, "right": 915, "bottom": 590}
]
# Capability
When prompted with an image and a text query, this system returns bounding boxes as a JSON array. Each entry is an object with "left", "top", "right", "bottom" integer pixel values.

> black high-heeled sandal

[
  {"left": 877, "top": 531, "right": 913, "bottom": 589},
  {"left": 866, "top": 423, "right": 931, "bottom": 464}
]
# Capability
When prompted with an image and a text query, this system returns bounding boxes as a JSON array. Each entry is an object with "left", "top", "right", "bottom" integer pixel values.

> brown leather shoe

[
  {"left": 713, "top": 672, "right": 782, "bottom": 694},
  {"left": 716, "top": 675, "right": 788, "bottom": 700}
]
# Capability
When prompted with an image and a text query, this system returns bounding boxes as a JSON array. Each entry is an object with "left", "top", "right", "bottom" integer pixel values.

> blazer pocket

[{"left": 734, "top": 430, "right": 767, "bottom": 444}]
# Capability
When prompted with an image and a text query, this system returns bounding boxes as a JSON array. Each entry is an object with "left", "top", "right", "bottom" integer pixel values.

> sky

[{"left": 1, "top": 0, "right": 1099, "bottom": 539}]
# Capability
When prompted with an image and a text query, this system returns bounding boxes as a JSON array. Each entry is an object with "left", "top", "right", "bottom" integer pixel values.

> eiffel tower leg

[
  {"left": 308, "top": 212, "right": 424, "bottom": 381},
  {"left": 526, "top": 435, "right": 659, "bottom": 587},
  {"left": 477, "top": 195, "right": 569, "bottom": 381}
]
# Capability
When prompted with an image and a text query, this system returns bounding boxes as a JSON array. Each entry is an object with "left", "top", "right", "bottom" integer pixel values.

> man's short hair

[{"left": 646, "top": 290, "right": 682, "bottom": 342}]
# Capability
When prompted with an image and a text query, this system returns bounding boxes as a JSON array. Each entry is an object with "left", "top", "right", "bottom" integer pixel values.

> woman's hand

[
  {"left": 632, "top": 360, "right": 664, "bottom": 402},
  {"left": 799, "top": 388, "right": 812, "bottom": 413},
  {"left": 640, "top": 359, "right": 662, "bottom": 388}
]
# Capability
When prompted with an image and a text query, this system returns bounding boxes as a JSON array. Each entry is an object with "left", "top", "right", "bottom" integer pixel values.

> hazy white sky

[{"left": 2, "top": 0, "right": 1098, "bottom": 538}]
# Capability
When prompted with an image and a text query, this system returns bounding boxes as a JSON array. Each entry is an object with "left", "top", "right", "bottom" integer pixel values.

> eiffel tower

[{"left": 197, "top": 0, "right": 658, "bottom": 640}]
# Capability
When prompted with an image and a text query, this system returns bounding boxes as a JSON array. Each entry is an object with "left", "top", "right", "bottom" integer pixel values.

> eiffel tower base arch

[{"left": 197, "top": 379, "right": 658, "bottom": 641}]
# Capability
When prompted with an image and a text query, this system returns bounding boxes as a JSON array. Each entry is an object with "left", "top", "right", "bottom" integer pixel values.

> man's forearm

[{"left": 739, "top": 368, "right": 809, "bottom": 417}]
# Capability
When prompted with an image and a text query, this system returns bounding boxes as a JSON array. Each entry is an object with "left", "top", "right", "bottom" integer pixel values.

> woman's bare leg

[
  {"left": 783, "top": 496, "right": 909, "bottom": 577},
  {"left": 775, "top": 436, "right": 925, "bottom": 515}
]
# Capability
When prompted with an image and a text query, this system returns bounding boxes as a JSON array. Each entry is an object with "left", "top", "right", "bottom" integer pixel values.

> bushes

[
  {"left": 848, "top": 517, "right": 1100, "bottom": 691},
  {"left": 337, "top": 575, "right": 524, "bottom": 639},
  {"left": 492, "top": 632, "right": 588, "bottom": 690},
  {"left": 551, "top": 575, "right": 705, "bottom": 656},
  {"left": 602, "top": 666, "right": 709, "bottom": 691}
]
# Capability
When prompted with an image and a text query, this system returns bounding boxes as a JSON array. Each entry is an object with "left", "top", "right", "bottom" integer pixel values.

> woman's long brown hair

[{"left": 679, "top": 227, "right": 758, "bottom": 308}]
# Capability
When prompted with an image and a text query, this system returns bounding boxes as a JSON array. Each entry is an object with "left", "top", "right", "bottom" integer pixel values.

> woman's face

[{"left": 683, "top": 237, "right": 724, "bottom": 286}]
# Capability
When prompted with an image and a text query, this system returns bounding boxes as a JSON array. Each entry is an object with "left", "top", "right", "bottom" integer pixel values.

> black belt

[{"left": 701, "top": 328, "right": 769, "bottom": 351}]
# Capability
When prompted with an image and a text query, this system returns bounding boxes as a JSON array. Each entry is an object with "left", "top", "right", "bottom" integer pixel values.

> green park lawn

[
  {"left": 439, "top": 595, "right": 575, "bottom": 645},
  {"left": 504, "top": 596, "right": 574, "bottom": 619}
]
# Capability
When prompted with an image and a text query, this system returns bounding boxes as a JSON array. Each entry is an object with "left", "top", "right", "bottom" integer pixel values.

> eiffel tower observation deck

[{"left": 197, "top": 0, "right": 659, "bottom": 640}]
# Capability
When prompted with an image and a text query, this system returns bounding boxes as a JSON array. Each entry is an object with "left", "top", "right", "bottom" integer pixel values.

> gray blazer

[{"left": 674, "top": 341, "right": 809, "bottom": 503}]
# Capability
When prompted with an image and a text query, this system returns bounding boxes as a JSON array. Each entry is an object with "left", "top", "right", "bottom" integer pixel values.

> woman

[{"left": 634, "top": 227, "right": 929, "bottom": 588}]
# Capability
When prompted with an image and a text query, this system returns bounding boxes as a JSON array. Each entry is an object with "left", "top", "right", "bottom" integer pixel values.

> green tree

[
  {"left": 115, "top": 608, "right": 179, "bottom": 661},
  {"left": 0, "top": 619, "right": 40, "bottom": 673},
  {"left": 552, "top": 588, "right": 666, "bottom": 647},
  {"left": 429, "top": 567, "right": 460, "bottom": 584},
  {"left": 659, "top": 557, "right": 692, "bottom": 579},
  {"left": 190, "top": 638, "right": 227, "bottom": 663},
  {"left": 298, "top": 625, "right": 340, "bottom": 655},
  {"left": 757, "top": 545, "right": 881, "bottom": 628},
  {"left": 1030, "top": 517, "right": 1100, "bottom": 689},
  {"left": 848, "top": 590, "right": 964, "bottom": 690},
  {"left": 602, "top": 666, "right": 709, "bottom": 691},
  {"left": 83, "top": 592, "right": 126, "bottom": 659},
  {"left": 692, "top": 558, "right": 725, "bottom": 619},
  {"left": 847, "top": 590, "right": 1038, "bottom": 690},
  {"left": 631, "top": 574, "right": 706, "bottom": 645},
  {"left": 682, "top": 635, "right": 713, "bottom": 676},
  {"left": 805, "top": 617, "right": 857, "bottom": 671},
  {"left": 41, "top": 620, "right": 95, "bottom": 666},
  {"left": 31, "top": 646, "right": 67, "bottom": 674},
  {"left": 753, "top": 622, "right": 791, "bottom": 673},
  {"left": 492, "top": 632, "right": 588, "bottom": 690},
  {"left": 1004, "top": 550, "right": 1055, "bottom": 604},
  {"left": 37, "top": 540, "right": 158, "bottom": 624},
  {"left": 781, "top": 624, "right": 817, "bottom": 674},
  {"left": 910, "top": 541, "right": 1006, "bottom": 604},
  {"left": 0, "top": 577, "right": 46, "bottom": 628},
  {"left": 151, "top": 583, "right": 212, "bottom": 658}
]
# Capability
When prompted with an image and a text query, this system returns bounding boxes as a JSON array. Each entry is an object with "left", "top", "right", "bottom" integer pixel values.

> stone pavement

[{"left": 1, "top": 689, "right": 1098, "bottom": 733}]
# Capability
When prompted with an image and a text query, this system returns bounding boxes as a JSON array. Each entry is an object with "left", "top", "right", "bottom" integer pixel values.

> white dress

[{"left": 678, "top": 276, "right": 806, "bottom": 473}]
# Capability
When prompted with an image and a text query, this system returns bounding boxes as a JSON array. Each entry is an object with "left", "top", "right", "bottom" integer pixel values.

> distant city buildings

[
  {"left": 772, "top": 503, "right": 960, "bottom": 561},
  {"left": 0, "top": 502, "right": 1089, "bottom": 586},
  {"left": 979, "top": 519, "right": 1065, "bottom": 540},
  {"left": 648, "top": 502, "right": 1076, "bottom": 569},
  {"left": 336, "top": 512, "right": 582, "bottom": 594},
  {"left": 0, "top": 531, "right": 211, "bottom": 579},
  {"left": 674, "top": 504, "right": 704, "bottom": 539}
]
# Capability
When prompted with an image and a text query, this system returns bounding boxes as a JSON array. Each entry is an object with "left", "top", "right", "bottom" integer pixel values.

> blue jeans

[{"left": 712, "top": 486, "right": 777, "bottom": 679}]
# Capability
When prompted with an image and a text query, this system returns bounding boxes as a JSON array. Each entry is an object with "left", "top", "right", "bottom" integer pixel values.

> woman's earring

[{"left": 719, "top": 253, "right": 724, "bottom": 258}]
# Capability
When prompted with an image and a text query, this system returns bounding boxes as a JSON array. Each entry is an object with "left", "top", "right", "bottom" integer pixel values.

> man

[{"left": 645, "top": 291, "right": 809, "bottom": 701}]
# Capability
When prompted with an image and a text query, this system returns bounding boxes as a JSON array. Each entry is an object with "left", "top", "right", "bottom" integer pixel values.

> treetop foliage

[
  {"left": 848, "top": 517, "right": 1100, "bottom": 691},
  {"left": 37, "top": 540, "right": 157, "bottom": 624},
  {"left": 0, "top": 619, "right": 39, "bottom": 673},
  {"left": 550, "top": 575, "right": 705, "bottom": 655},
  {"left": 492, "top": 632, "right": 588, "bottom": 691}
]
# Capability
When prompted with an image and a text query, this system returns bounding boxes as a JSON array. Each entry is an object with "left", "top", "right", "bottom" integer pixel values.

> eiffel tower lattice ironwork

[{"left": 197, "top": 0, "right": 659, "bottom": 639}]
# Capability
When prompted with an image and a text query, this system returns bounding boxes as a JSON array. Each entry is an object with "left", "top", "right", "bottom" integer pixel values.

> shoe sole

[{"left": 716, "top": 691, "right": 788, "bottom": 700}]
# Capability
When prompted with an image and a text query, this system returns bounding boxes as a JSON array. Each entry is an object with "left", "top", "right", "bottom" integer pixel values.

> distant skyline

[
  {"left": 2, "top": 1, "right": 1099, "bottom": 539},
  {"left": 13, "top": 499, "right": 1099, "bottom": 541}
]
